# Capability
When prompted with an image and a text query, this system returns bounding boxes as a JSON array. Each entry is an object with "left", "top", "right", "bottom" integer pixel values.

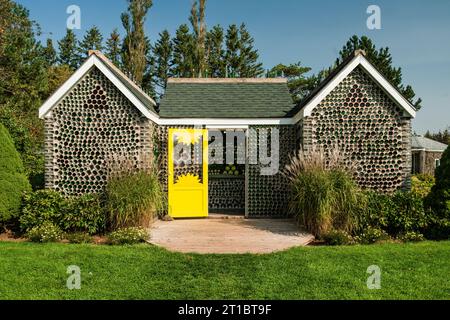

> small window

[{"left": 435, "top": 159, "right": 441, "bottom": 168}]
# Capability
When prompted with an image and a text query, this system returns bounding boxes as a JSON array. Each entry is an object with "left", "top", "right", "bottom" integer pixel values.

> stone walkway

[{"left": 149, "top": 218, "right": 314, "bottom": 254}]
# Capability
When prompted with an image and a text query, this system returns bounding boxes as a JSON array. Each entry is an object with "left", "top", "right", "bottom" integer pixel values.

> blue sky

[{"left": 17, "top": 0, "right": 450, "bottom": 134}]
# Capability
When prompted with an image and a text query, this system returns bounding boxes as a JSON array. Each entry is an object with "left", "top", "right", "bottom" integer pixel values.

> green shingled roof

[{"left": 159, "top": 79, "right": 295, "bottom": 118}]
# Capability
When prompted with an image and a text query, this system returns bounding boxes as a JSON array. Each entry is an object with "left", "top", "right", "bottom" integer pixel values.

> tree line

[
  {"left": 0, "top": 0, "right": 426, "bottom": 190},
  {"left": 52, "top": 0, "right": 264, "bottom": 99}
]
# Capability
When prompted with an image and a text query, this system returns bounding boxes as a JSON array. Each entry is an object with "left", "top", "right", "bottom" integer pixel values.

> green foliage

[
  {"left": 26, "top": 221, "right": 63, "bottom": 243},
  {"left": 105, "top": 170, "right": 164, "bottom": 230},
  {"left": 58, "top": 29, "right": 79, "bottom": 69},
  {"left": 0, "top": 124, "right": 31, "bottom": 225},
  {"left": 153, "top": 30, "right": 173, "bottom": 91},
  {"left": 427, "top": 146, "right": 450, "bottom": 217},
  {"left": 121, "top": 0, "right": 153, "bottom": 85},
  {"left": 267, "top": 62, "right": 314, "bottom": 104},
  {"left": 20, "top": 190, "right": 66, "bottom": 232},
  {"left": 357, "top": 191, "right": 429, "bottom": 238},
  {"left": 206, "top": 25, "right": 226, "bottom": 77},
  {"left": 289, "top": 169, "right": 360, "bottom": 237},
  {"left": 61, "top": 194, "right": 105, "bottom": 235},
  {"left": 321, "top": 230, "right": 353, "bottom": 246},
  {"left": 66, "top": 232, "right": 93, "bottom": 244},
  {"left": 20, "top": 190, "right": 105, "bottom": 234},
  {"left": 78, "top": 26, "right": 104, "bottom": 61},
  {"left": 385, "top": 192, "right": 429, "bottom": 236},
  {"left": 425, "top": 146, "right": 450, "bottom": 239},
  {"left": 399, "top": 232, "right": 425, "bottom": 243},
  {"left": 411, "top": 174, "right": 435, "bottom": 198},
  {"left": 189, "top": 0, "right": 207, "bottom": 77},
  {"left": 107, "top": 227, "right": 148, "bottom": 245},
  {"left": 337, "top": 35, "right": 422, "bottom": 109},
  {"left": 43, "top": 38, "right": 57, "bottom": 66},
  {"left": 238, "top": 23, "right": 264, "bottom": 77},
  {"left": 225, "top": 24, "right": 240, "bottom": 77},
  {"left": 355, "top": 227, "right": 391, "bottom": 244},
  {"left": 172, "top": 24, "right": 195, "bottom": 77},
  {"left": 105, "top": 29, "right": 122, "bottom": 67}
]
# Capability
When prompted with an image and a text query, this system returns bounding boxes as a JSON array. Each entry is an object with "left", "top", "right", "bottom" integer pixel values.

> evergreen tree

[
  {"left": 58, "top": 29, "right": 79, "bottom": 69},
  {"left": 153, "top": 30, "right": 173, "bottom": 91},
  {"left": 0, "top": 0, "right": 49, "bottom": 185},
  {"left": 105, "top": 29, "right": 122, "bottom": 66},
  {"left": 225, "top": 24, "right": 240, "bottom": 77},
  {"left": 43, "top": 38, "right": 57, "bottom": 66},
  {"left": 337, "top": 35, "right": 422, "bottom": 109},
  {"left": 206, "top": 25, "right": 226, "bottom": 77},
  {"left": 189, "top": 0, "right": 207, "bottom": 77},
  {"left": 172, "top": 24, "right": 195, "bottom": 77},
  {"left": 121, "top": 0, "right": 153, "bottom": 85},
  {"left": 238, "top": 23, "right": 263, "bottom": 77},
  {"left": 267, "top": 62, "right": 313, "bottom": 103},
  {"left": 78, "top": 26, "right": 103, "bottom": 61}
]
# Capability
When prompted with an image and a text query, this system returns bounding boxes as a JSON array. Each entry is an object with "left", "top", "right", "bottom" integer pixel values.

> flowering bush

[
  {"left": 27, "top": 222, "right": 63, "bottom": 243},
  {"left": 107, "top": 227, "right": 149, "bottom": 245}
]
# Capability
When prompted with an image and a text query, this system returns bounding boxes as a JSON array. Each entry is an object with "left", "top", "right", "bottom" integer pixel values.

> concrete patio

[{"left": 149, "top": 217, "right": 314, "bottom": 254}]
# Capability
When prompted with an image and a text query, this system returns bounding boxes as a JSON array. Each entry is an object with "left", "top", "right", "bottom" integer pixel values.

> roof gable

[
  {"left": 39, "top": 52, "right": 158, "bottom": 120},
  {"left": 159, "top": 78, "right": 295, "bottom": 119},
  {"left": 293, "top": 50, "right": 417, "bottom": 122}
]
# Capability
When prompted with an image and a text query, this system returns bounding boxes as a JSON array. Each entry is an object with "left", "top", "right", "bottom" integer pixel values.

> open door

[{"left": 168, "top": 128, "right": 208, "bottom": 218}]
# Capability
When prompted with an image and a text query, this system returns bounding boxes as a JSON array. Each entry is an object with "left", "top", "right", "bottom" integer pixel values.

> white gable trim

[
  {"left": 293, "top": 54, "right": 416, "bottom": 122},
  {"left": 38, "top": 55, "right": 160, "bottom": 122}
]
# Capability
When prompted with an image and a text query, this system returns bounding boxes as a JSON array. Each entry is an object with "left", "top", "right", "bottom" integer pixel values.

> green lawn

[{"left": 0, "top": 241, "right": 449, "bottom": 300}]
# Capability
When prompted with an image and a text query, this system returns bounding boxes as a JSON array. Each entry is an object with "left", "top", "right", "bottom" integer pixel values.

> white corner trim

[
  {"left": 38, "top": 55, "right": 160, "bottom": 122},
  {"left": 293, "top": 55, "right": 416, "bottom": 122}
]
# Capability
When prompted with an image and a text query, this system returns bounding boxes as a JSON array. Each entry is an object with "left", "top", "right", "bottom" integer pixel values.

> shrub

[
  {"left": 356, "top": 227, "right": 391, "bottom": 244},
  {"left": 356, "top": 191, "right": 429, "bottom": 238},
  {"left": 398, "top": 232, "right": 425, "bottom": 242},
  {"left": 105, "top": 169, "right": 164, "bottom": 230},
  {"left": 27, "top": 222, "right": 63, "bottom": 243},
  {"left": 0, "top": 124, "right": 31, "bottom": 226},
  {"left": 355, "top": 191, "right": 390, "bottom": 234},
  {"left": 321, "top": 230, "right": 353, "bottom": 246},
  {"left": 66, "top": 232, "right": 93, "bottom": 244},
  {"left": 107, "top": 227, "right": 149, "bottom": 245},
  {"left": 384, "top": 192, "right": 428, "bottom": 236},
  {"left": 285, "top": 146, "right": 360, "bottom": 237},
  {"left": 61, "top": 194, "right": 105, "bottom": 235},
  {"left": 425, "top": 146, "right": 450, "bottom": 239},
  {"left": 20, "top": 190, "right": 105, "bottom": 235},
  {"left": 411, "top": 174, "right": 435, "bottom": 198},
  {"left": 20, "top": 190, "right": 67, "bottom": 232}
]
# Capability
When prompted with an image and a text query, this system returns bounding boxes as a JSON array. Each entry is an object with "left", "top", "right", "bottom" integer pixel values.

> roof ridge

[{"left": 167, "top": 78, "right": 287, "bottom": 84}]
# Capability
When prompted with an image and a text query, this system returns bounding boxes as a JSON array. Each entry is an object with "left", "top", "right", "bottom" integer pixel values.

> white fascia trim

[
  {"left": 359, "top": 57, "right": 416, "bottom": 118},
  {"left": 293, "top": 55, "right": 416, "bottom": 122},
  {"left": 39, "top": 55, "right": 160, "bottom": 122},
  {"left": 93, "top": 58, "right": 160, "bottom": 122},
  {"left": 158, "top": 118, "right": 294, "bottom": 126},
  {"left": 293, "top": 56, "right": 362, "bottom": 123}
]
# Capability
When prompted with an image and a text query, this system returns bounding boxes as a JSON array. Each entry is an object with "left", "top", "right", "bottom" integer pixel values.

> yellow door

[{"left": 168, "top": 128, "right": 208, "bottom": 218}]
